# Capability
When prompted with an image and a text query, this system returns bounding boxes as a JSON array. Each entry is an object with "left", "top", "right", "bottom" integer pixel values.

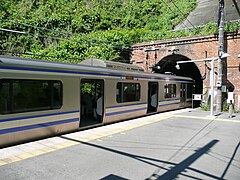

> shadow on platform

[
  {"left": 100, "top": 174, "right": 128, "bottom": 180},
  {"left": 220, "top": 141, "right": 240, "bottom": 179},
  {"left": 60, "top": 135, "right": 227, "bottom": 179}
]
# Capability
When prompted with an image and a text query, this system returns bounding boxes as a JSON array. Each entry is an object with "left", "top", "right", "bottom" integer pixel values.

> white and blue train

[{"left": 0, "top": 56, "right": 194, "bottom": 147}]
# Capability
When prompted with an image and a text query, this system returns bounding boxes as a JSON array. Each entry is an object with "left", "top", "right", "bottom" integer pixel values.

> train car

[{"left": 0, "top": 56, "right": 194, "bottom": 147}]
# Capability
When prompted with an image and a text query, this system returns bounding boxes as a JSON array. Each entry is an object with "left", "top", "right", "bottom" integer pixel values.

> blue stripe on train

[
  {"left": 0, "top": 99, "right": 188, "bottom": 135},
  {"left": 0, "top": 118, "right": 79, "bottom": 135},
  {"left": 106, "top": 107, "right": 147, "bottom": 116},
  {"left": 0, "top": 110, "right": 80, "bottom": 123},
  {"left": 106, "top": 102, "right": 147, "bottom": 109},
  {"left": 159, "top": 98, "right": 180, "bottom": 102},
  {"left": 0, "top": 66, "right": 123, "bottom": 77},
  {"left": 159, "top": 102, "right": 181, "bottom": 107}
]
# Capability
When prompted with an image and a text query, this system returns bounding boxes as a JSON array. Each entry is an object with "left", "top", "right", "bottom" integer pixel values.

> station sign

[{"left": 192, "top": 94, "right": 202, "bottom": 101}]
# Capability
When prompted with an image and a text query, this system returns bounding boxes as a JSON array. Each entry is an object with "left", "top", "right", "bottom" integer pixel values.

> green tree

[{"left": 2, "top": 0, "right": 238, "bottom": 62}]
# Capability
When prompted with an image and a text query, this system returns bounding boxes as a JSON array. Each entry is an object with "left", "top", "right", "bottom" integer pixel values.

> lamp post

[
  {"left": 210, "top": 58, "right": 215, "bottom": 117},
  {"left": 176, "top": 58, "right": 216, "bottom": 117},
  {"left": 176, "top": 53, "right": 230, "bottom": 117}
]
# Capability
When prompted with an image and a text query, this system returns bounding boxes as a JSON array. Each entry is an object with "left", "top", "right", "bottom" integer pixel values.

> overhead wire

[
  {"left": 0, "top": 0, "right": 201, "bottom": 45},
  {"left": 0, "top": 1, "right": 218, "bottom": 61},
  {"left": 0, "top": 18, "right": 137, "bottom": 47},
  {"left": 0, "top": 1, "right": 200, "bottom": 47},
  {"left": 0, "top": 27, "right": 133, "bottom": 49},
  {"left": 0, "top": 27, "right": 68, "bottom": 41},
  {"left": 0, "top": 49, "right": 140, "bottom": 64},
  {"left": 0, "top": 27, "right": 133, "bottom": 61},
  {"left": 0, "top": 49, "right": 84, "bottom": 61},
  {"left": 0, "top": 19, "right": 133, "bottom": 48},
  {"left": 0, "top": 18, "right": 71, "bottom": 37},
  {"left": 170, "top": 0, "right": 196, "bottom": 29},
  {"left": 162, "top": 0, "right": 193, "bottom": 32}
]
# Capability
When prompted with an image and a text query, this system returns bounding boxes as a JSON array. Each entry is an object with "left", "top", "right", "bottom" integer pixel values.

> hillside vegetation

[{"left": 1, "top": 0, "right": 237, "bottom": 62}]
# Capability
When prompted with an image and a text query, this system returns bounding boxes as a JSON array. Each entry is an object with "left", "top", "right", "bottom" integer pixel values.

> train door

[
  {"left": 180, "top": 83, "right": 186, "bottom": 107},
  {"left": 147, "top": 82, "right": 158, "bottom": 113},
  {"left": 80, "top": 79, "right": 104, "bottom": 127}
]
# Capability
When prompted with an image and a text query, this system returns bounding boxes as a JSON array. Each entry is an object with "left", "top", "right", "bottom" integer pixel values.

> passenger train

[{"left": 0, "top": 56, "right": 194, "bottom": 147}]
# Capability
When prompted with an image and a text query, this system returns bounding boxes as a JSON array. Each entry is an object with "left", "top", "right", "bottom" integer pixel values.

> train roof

[
  {"left": 80, "top": 58, "right": 144, "bottom": 71},
  {"left": 0, "top": 56, "right": 193, "bottom": 82}
]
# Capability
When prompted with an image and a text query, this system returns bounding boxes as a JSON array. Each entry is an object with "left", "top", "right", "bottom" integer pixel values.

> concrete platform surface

[{"left": 0, "top": 108, "right": 239, "bottom": 180}]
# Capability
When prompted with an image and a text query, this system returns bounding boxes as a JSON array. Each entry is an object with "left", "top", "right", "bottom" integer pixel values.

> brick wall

[{"left": 131, "top": 32, "right": 240, "bottom": 110}]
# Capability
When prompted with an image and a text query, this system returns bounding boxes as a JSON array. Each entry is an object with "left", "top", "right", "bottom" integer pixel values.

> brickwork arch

[
  {"left": 131, "top": 31, "right": 240, "bottom": 110},
  {"left": 154, "top": 54, "right": 203, "bottom": 95}
]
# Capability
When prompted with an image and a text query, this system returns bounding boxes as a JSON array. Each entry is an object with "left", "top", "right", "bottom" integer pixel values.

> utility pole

[{"left": 217, "top": 0, "right": 225, "bottom": 112}]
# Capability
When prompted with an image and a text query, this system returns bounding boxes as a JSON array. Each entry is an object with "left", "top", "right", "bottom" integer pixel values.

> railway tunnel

[{"left": 153, "top": 54, "right": 203, "bottom": 95}]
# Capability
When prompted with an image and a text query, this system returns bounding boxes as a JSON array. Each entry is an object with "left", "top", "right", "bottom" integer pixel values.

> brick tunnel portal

[{"left": 153, "top": 54, "right": 203, "bottom": 95}]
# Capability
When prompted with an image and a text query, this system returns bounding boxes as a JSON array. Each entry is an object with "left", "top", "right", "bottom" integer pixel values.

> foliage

[
  {"left": 0, "top": 0, "right": 239, "bottom": 62},
  {"left": 223, "top": 101, "right": 229, "bottom": 112},
  {"left": 223, "top": 101, "right": 239, "bottom": 113},
  {"left": 201, "top": 101, "right": 240, "bottom": 113},
  {"left": 200, "top": 103, "right": 210, "bottom": 111}
]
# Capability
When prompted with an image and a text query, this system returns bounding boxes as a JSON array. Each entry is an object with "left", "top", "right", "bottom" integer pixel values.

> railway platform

[{"left": 0, "top": 108, "right": 240, "bottom": 180}]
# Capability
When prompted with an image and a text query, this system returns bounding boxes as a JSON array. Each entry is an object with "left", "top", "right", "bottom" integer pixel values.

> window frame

[
  {"left": 164, "top": 84, "right": 177, "bottom": 99},
  {"left": 0, "top": 79, "right": 63, "bottom": 115},
  {"left": 116, "top": 82, "right": 141, "bottom": 103}
]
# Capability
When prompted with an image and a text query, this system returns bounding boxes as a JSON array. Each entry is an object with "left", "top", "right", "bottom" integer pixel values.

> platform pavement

[
  {"left": 175, "top": 108, "right": 240, "bottom": 122},
  {"left": 0, "top": 108, "right": 239, "bottom": 167}
]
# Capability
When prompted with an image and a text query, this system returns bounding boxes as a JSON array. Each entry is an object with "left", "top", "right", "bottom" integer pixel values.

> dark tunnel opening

[{"left": 153, "top": 54, "right": 203, "bottom": 98}]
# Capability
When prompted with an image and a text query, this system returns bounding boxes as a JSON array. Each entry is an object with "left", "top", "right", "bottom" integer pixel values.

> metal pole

[
  {"left": 176, "top": 57, "right": 219, "bottom": 117},
  {"left": 210, "top": 58, "right": 215, "bottom": 117},
  {"left": 217, "top": 0, "right": 225, "bottom": 112}
]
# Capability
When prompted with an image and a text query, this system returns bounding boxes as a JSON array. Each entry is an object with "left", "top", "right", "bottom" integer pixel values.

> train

[{"left": 0, "top": 56, "right": 194, "bottom": 147}]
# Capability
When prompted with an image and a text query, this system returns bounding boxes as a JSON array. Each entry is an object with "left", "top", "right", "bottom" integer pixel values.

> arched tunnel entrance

[{"left": 153, "top": 54, "right": 203, "bottom": 97}]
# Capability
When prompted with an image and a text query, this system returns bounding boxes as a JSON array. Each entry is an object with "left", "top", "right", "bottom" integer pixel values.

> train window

[
  {"left": 116, "top": 82, "right": 140, "bottom": 103},
  {"left": 0, "top": 79, "right": 62, "bottom": 114},
  {"left": 0, "top": 81, "right": 11, "bottom": 114},
  {"left": 164, "top": 84, "right": 176, "bottom": 98}
]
